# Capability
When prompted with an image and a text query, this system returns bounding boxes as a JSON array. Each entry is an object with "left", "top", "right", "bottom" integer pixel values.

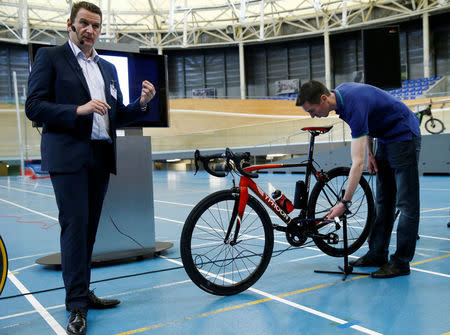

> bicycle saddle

[{"left": 301, "top": 126, "right": 333, "bottom": 134}]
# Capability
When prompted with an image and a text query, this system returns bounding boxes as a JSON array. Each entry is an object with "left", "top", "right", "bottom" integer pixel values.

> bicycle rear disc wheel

[
  {"left": 0, "top": 235, "right": 7, "bottom": 295},
  {"left": 180, "top": 189, "right": 274, "bottom": 296},
  {"left": 308, "top": 167, "right": 375, "bottom": 257},
  {"left": 425, "top": 118, "right": 444, "bottom": 134}
]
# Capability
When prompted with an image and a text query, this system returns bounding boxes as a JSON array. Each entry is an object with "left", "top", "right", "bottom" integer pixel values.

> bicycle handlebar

[
  {"left": 415, "top": 102, "right": 432, "bottom": 116},
  {"left": 194, "top": 148, "right": 258, "bottom": 178}
]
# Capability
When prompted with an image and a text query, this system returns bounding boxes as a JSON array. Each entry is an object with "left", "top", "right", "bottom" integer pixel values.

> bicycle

[
  {"left": 180, "top": 126, "right": 375, "bottom": 296},
  {"left": 0, "top": 235, "right": 7, "bottom": 295},
  {"left": 415, "top": 103, "right": 445, "bottom": 134}
]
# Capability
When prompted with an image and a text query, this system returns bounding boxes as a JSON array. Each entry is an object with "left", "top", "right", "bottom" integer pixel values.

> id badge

[{"left": 110, "top": 83, "right": 117, "bottom": 100}]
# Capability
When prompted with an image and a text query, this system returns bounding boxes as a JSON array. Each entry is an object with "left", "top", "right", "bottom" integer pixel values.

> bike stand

[{"left": 314, "top": 215, "right": 370, "bottom": 280}]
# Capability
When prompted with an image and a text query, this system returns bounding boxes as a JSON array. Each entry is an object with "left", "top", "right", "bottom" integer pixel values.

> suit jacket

[{"left": 25, "top": 42, "right": 147, "bottom": 174}]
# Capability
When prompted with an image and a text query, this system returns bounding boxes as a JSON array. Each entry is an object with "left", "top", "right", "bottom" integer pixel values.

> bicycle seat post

[
  {"left": 307, "top": 131, "right": 317, "bottom": 164},
  {"left": 304, "top": 131, "right": 318, "bottom": 191}
]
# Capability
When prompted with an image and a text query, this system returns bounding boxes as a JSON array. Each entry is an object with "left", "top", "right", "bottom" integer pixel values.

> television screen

[
  {"left": 29, "top": 43, "right": 169, "bottom": 128},
  {"left": 97, "top": 49, "right": 169, "bottom": 128}
]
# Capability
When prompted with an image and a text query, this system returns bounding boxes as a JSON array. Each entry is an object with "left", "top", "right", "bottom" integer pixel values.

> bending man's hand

[
  {"left": 139, "top": 80, "right": 156, "bottom": 107},
  {"left": 327, "top": 202, "right": 346, "bottom": 219},
  {"left": 76, "top": 99, "right": 111, "bottom": 116},
  {"left": 367, "top": 154, "right": 378, "bottom": 174}
]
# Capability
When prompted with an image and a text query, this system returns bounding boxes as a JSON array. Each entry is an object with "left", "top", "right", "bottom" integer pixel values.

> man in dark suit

[{"left": 25, "top": 2, "right": 156, "bottom": 334}]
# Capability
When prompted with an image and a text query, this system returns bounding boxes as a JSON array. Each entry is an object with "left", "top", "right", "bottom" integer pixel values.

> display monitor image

[
  {"left": 98, "top": 54, "right": 130, "bottom": 105},
  {"left": 97, "top": 49, "right": 169, "bottom": 128},
  {"left": 29, "top": 44, "right": 169, "bottom": 128}
]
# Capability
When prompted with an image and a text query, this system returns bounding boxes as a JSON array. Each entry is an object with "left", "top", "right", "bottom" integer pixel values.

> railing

[{"left": 1, "top": 96, "right": 449, "bottom": 163}]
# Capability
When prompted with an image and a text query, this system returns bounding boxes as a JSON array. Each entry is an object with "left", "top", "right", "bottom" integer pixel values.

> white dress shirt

[{"left": 68, "top": 39, "right": 111, "bottom": 141}]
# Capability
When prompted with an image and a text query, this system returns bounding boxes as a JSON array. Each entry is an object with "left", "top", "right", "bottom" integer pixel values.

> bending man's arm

[{"left": 327, "top": 135, "right": 367, "bottom": 218}]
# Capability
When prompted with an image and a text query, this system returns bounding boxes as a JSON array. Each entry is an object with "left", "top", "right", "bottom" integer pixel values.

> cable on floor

[{"left": 0, "top": 242, "right": 308, "bottom": 301}]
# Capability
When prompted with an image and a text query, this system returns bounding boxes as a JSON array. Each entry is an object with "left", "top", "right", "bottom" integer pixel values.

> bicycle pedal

[{"left": 326, "top": 233, "right": 339, "bottom": 244}]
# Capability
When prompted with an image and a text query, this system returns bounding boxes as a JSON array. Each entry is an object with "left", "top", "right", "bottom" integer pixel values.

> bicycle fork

[{"left": 224, "top": 187, "right": 248, "bottom": 245}]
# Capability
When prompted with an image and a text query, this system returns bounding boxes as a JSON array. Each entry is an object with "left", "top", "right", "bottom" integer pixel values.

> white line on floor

[
  {"left": 160, "top": 256, "right": 382, "bottom": 335},
  {"left": 11, "top": 264, "right": 39, "bottom": 272},
  {"left": 0, "top": 185, "right": 55, "bottom": 198},
  {"left": 418, "top": 234, "right": 449, "bottom": 241},
  {"left": 415, "top": 252, "right": 431, "bottom": 257},
  {"left": 0, "top": 198, "right": 58, "bottom": 221},
  {"left": 411, "top": 267, "right": 450, "bottom": 278},
  {"left": 287, "top": 254, "right": 326, "bottom": 263},
  {"left": 0, "top": 279, "right": 192, "bottom": 321},
  {"left": 421, "top": 206, "right": 450, "bottom": 213},
  {"left": 421, "top": 188, "right": 450, "bottom": 191},
  {"left": 415, "top": 247, "right": 450, "bottom": 254},
  {"left": 155, "top": 216, "right": 185, "bottom": 224},
  {"left": 6, "top": 271, "right": 66, "bottom": 334},
  {"left": 155, "top": 200, "right": 194, "bottom": 207},
  {"left": 10, "top": 252, "right": 58, "bottom": 261}
]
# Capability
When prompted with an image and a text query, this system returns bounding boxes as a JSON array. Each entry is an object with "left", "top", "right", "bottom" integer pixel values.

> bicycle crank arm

[{"left": 272, "top": 224, "right": 287, "bottom": 232}]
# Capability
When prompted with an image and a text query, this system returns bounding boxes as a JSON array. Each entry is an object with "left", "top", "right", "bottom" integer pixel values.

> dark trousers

[
  {"left": 50, "top": 141, "right": 111, "bottom": 311},
  {"left": 368, "top": 135, "right": 421, "bottom": 268}
]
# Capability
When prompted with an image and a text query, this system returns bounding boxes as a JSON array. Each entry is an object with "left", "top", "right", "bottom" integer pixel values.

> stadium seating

[{"left": 249, "top": 76, "right": 443, "bottom": 102}]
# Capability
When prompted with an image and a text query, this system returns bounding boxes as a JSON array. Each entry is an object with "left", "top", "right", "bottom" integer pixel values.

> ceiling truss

[{"left": 0, "top": 0, "right": 448, "bottom": 49}]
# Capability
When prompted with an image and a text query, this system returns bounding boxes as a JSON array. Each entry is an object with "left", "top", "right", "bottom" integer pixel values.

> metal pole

[
  {"left": 13, "top": 72, "right": 25, "bottom": 176},
  {"left": 23, "top": 85, "right": 28, "bottom": 160},
  {"left": 106, "top": 0, "right": 111, "bottom": 38},
  {"left": 19, "top": 0, "right": 29, "bottom": 44},
  {"left": 240, "top": 0, "right": 246, "bottom": 24},
  {"left": 259, "top": 0, "right": 264, "bottom": 40},
  {"left": 422, "top": 11, "right": 430, "bottom": 79},
  {"left": 324, "top": 29, "right": 331, "bottom": 89},
  {"left": 183, "top": 10, "right": 188, "bottom": 47},
  {"left": 169, "top": 0, "right": 175, "bottom": 32},
  {"left": 239, "top": 41, "right": 246, "bottom": 99}
]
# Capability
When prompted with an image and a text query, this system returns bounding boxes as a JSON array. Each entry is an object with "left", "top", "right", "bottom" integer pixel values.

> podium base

[{"left": 36, "top": 241, "right": 173, "bottom": 267}]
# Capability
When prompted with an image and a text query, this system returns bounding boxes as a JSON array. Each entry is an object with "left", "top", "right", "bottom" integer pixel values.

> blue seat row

[{"left": 402, "top": 76, "right": 442, "bottom": 88}]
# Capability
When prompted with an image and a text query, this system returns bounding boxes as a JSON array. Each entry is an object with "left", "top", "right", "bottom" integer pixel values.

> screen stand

[
  {"left": 314, "top": 214, "right": 370, "bottom": 280},
  {"left": 36, "top": 133, "right": 172, "bottom": 266}
]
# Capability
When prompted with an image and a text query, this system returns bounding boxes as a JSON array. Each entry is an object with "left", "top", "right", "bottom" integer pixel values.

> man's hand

[
  {"left": 327, "top": 202, "right": 346, "bottom": 219},
  {"left": 139, "top": 80, "right": 156, "bottom": 108},
  {"left": 367, "top": 153, "right": 378, "bottom": 174},
  {"left": 76, "top": 99, "right": 111, "bottom": 116}
]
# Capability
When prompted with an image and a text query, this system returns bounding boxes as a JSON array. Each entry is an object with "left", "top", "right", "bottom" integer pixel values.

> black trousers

[
  {"left": 50, "top": 140, "right": 111, "bottom": 311},
  {"left": 368, "top": 135, "right": 421, "bottom": 268}
]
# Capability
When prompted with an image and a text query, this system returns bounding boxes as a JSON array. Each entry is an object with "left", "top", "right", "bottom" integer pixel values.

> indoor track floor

[{"left": 0, "top": 171, "right": 449, "bottom": 335}]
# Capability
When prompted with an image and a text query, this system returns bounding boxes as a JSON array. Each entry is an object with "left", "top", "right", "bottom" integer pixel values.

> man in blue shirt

[{"left": 297, "top": 80, "right": 421, "bottom": 279}]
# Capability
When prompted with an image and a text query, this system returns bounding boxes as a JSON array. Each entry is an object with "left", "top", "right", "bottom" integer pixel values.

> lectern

[{"left": 36, "top": 131, "right": 172, "bottom": 266}]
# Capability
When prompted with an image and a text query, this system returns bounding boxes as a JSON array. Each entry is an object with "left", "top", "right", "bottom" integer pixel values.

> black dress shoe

[
  {"left": 371, "top": 263, "right": 410, "bottom": 278},
  {"left": 349, "top": 254, "right": 387, "bottom": 267},
  {"left": 67, "top": 309, "right": 87, "bottom": 335},
  {"left": 88, "top": 290, "right": 120, "bottom": 309}
]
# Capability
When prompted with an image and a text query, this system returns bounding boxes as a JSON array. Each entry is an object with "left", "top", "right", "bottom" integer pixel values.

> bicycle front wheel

[
  {"left": 180, "top": 189, "right": 274, "bottom": 296},
  {"left": 0, "top": 235, "right": 7, "bottom": 295},
  {"left": 425, "top": 118, "right": 445, "bottom": 134},
  {"left": 308, "top": 167, "right": 375, "bottom": 257}
]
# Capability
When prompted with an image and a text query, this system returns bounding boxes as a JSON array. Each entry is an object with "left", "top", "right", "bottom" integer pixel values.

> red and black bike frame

[{"left": 225, "top": 130, "right": 328, "bottom": 244}]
